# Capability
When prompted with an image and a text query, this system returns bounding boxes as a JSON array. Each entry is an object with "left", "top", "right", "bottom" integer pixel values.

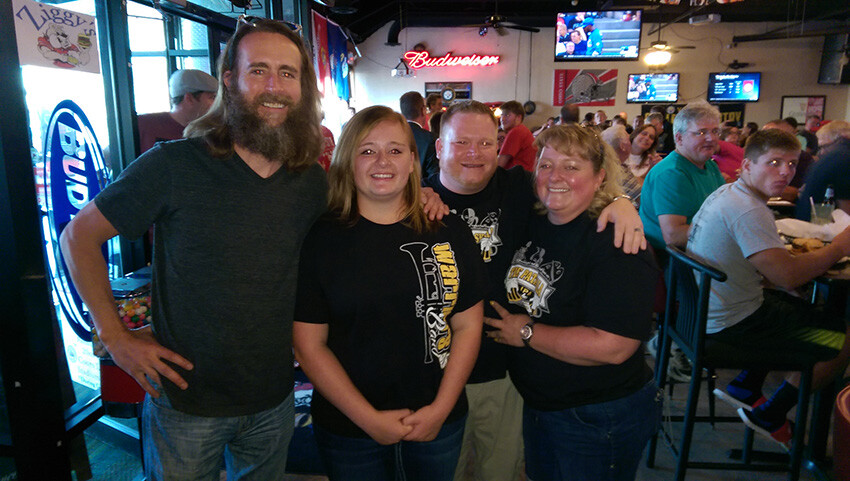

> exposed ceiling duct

[{"left": 314, "top": 0, "right": 850, "bottom": 44}]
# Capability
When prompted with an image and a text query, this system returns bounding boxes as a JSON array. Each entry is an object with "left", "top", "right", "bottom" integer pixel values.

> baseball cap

[{"left": 169, "top": 69, "right": 218, "bottom": 98}]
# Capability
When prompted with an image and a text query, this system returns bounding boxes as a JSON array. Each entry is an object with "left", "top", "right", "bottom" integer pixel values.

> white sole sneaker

[
  {"left": 713, "top": 388, "right": 766, "bottom": 412},
  {"left": 737, "top": 407, "right": 792, "bottom": 452}
]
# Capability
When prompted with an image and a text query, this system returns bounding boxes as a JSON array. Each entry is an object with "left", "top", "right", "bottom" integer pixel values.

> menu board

[{"left": 707, "top": 72, "right": 761, "bottom": 102}]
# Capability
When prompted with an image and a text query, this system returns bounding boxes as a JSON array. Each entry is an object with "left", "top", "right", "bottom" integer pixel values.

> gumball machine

[{"left": 93, "top": 269, "right": 151, "bottom": 418}]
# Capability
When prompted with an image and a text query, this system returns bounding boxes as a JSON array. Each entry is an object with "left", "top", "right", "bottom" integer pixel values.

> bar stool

[
  {"left": 99, "top": 358, "right": 147, "bottom": 471},
  {"left": 646, "top": 245, "right": 825, "bottom": 481}
]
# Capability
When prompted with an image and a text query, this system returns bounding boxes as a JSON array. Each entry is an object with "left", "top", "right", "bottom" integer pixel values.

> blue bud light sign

[{"left": 42, "top": 99, "right": 118, "bottom": 341}]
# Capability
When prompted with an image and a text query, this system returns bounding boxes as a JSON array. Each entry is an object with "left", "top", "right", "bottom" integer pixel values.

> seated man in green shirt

[
  {"left": 639, "top": 100, "right": 725, "bottom": 382},
  {"left": 639, "top": 100, "right": 725, "bottom": 263}
]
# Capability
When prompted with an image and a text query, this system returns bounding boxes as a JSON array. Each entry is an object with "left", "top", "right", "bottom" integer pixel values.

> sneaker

[
  {"left": 666, "top": 359, "right": 692, "bottom": 383},
  {"left": 714, "top": 388, "right": 767, "bottom": 411},
  {"left": 646, "top": 332, "right": 659, "bottom": 358},
  {"left": 668, "top": 345, "right": 692, "bottom": 383},
  {"left": 646, "top": 333, "right": 692, "bottom": 382},
  {"left": 737, "top": 408, "right": 793, "bottom": 452}
]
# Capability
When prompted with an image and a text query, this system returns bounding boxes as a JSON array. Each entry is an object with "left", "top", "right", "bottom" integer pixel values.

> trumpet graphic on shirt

[{"left": 400, "top": 241, "right": 459, "bottom": 368}]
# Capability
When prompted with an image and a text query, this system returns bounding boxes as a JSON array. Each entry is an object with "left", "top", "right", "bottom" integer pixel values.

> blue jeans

[
  {"left": 142, "top": 391, "right": 294, "bottom": 481},
  {"left": 314, "top": 415, "right": 465, "bottom": 481},
  {"left": 523, "top": 380, "right": 662, "bottom": 481}
]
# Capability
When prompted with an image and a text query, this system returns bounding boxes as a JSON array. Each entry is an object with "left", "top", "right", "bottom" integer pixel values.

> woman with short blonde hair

[{"left": 487, "top": 124, "right": 661, "bottom": 481}]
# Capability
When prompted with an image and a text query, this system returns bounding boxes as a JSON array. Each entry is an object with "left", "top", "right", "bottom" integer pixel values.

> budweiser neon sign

[{"left": 403, "top": 50, "right": 500, "bottom": 69}]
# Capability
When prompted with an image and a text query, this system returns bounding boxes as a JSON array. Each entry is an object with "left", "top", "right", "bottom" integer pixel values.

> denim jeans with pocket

[
  {"left": 523, "top": 380, "right": 662, "bottom": 481},
  {"left": 142, "top": 391, "right": 294, "bottom": 481},
  {"left": 314, "top": 415, "right": 465, "bottom": 481}
]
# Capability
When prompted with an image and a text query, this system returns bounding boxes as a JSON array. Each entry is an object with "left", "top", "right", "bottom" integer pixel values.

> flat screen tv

[
  {"left": 555, "top": 10, "right": 642, "bottom": 61},
  {"left": 707, "top": 72, "right": 761, "bottom": 102},
  {"left": 627, "top": 73, "right": 679, "bottom": 103}
]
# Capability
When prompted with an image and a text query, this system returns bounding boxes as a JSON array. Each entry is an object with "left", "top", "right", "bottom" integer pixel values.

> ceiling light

[{"left": 644, "top": 50, "right": 672, "bottom": 67}]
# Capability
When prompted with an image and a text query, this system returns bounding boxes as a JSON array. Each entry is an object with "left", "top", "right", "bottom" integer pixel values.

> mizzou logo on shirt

[
  {"left": 400, "top": 242, "right": 460, "bottom": 368},
  {"left": 505, "top": 242, "right": 563, "bottom": 318}
]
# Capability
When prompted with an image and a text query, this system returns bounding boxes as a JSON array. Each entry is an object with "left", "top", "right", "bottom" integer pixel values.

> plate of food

[
  {"left": 784, "top": 237, "right": 850, "bottom": 276},
  {"left": 785, "top": 237, "right": 826, "bottom": 256}
]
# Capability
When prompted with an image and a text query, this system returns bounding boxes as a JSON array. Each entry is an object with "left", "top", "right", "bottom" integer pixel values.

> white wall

[{"left": 346, "top": 21, "right": 849, "bottom": 129}]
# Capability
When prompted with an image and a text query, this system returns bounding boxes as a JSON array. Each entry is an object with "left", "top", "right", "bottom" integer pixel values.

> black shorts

[{"left": 707, "top": 289, "right": 845, "bottom": 365}]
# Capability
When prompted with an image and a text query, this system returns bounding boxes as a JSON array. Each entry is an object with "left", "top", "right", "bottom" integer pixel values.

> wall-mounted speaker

[{"left": 818, "top": 34, "right": 850, "bottom": 85}]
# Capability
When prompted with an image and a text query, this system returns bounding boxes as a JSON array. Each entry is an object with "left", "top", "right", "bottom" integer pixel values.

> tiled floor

[
  {"left": 80, "top": 366, "right": 842, "bottom": 481},
  {"left": 280, "top": 370, "right": 839, "bottom": 481},
  {"left": 635, "top": 369, "right": 832, "bottom": 481}
]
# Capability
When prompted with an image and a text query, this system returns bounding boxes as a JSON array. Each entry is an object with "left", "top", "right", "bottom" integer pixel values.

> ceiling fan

[
  {"left": 480, "top": 14, "right": 540, "bottom": 36},
  {"left": 646, "top": 39, "right": 696, "bottom": 53},
  {"left": 645, "top": 33, "right": 696, "bottom": 54},
  {"left": 641, "top": 27, "right": 695, "bottom": 66},
  {"left": 473, "top": 1, "right": 540, "bottom": 36}
]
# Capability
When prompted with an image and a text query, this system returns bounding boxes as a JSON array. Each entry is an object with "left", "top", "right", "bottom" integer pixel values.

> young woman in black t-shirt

[
  {"left": 293, "top": 106, "right": 485, "bottom": 481},
  {"left": 484, "top": 125, "right": 661, "bottom": 481}
]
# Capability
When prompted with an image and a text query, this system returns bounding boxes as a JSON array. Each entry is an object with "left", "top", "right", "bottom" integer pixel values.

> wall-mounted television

[
  {"left": 555, "top": 10, "right": 642, "bottom": 61},
  {"left": 627, "top": 73, "right": 679, "bottom": 103},
  {"left": 707, "top": 72, "right": 761, "bottom": 102}
]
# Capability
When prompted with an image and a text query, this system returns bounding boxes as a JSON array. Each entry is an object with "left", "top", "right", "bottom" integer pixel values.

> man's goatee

[{"left": 225, "top": 88, "right": 312, "bottom": 166}]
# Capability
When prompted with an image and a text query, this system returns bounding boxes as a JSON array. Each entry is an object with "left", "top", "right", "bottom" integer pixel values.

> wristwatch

[{"left": 520, "top": 321, "right": 535, "bottom": 347}]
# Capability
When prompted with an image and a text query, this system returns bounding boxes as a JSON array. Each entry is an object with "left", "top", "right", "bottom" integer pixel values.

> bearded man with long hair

[{"left": 60, "top": 17, "right": 327, "bottom": 480}]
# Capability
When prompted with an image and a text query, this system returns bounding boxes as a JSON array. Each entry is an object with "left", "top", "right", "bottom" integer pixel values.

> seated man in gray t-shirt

[{"left": 687, "top": 129, "right": 850, "bottom": 448}]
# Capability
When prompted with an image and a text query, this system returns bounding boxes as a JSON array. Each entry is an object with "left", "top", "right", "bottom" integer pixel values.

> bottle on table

[
  {"left": 823, "top": 185, "right": 836, "bottom": 208},
  {"left": 812, "top": 184, "right": 835, "bottom": 225}
]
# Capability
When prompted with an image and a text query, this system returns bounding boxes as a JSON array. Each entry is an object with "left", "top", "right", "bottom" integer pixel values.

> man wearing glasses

[
  {"left": 639, "top": 101, "right": 725, "bottom": 383},
  {"left": 639, "top": 100, "right": 725, "bottom": 263},
  {"left": 61, "top": 17, "right": 325, "bottom": 480}
]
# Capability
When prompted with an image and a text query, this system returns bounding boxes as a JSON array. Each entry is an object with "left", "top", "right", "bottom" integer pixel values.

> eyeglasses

[
  {"left": 688, "top": 128, "right": 721, "bottom": 138},
  {"left": 237, "top": 14, "right": 302, "bottom": 35}
]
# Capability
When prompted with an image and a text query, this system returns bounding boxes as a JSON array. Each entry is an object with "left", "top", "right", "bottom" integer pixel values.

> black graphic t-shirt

[
  {"left": 505, "top": 213, "right": 658, "bottom": 411},
  {"left": 295, "top": 214, "right": 487, "bottom": 438},
  {"left": 424, "top": 167, "right": 536, "bottom": 383}
]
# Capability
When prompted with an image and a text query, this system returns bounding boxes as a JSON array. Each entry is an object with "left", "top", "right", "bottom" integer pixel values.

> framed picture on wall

[
  {"left": 424, "top": 82, "right": 472, "bottom": 102},
  {"left": 780, "top": 96, "right": 825, "bottom": 124}
]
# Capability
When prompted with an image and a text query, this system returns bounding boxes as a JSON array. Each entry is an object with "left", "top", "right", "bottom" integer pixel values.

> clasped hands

[{"left": 366, "top": 403, "right": 449, "bottom": 445}]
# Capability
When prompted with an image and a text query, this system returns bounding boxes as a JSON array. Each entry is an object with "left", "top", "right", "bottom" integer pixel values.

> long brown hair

[
  {"left": 184, "top": 18, "right": 322, "bottom": 172},
  {"left": 327, "top": 106, "right": 435, "bottom": 233},
  {"left": 629, "top": 123, "right": 659, "bottom": 168}
]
